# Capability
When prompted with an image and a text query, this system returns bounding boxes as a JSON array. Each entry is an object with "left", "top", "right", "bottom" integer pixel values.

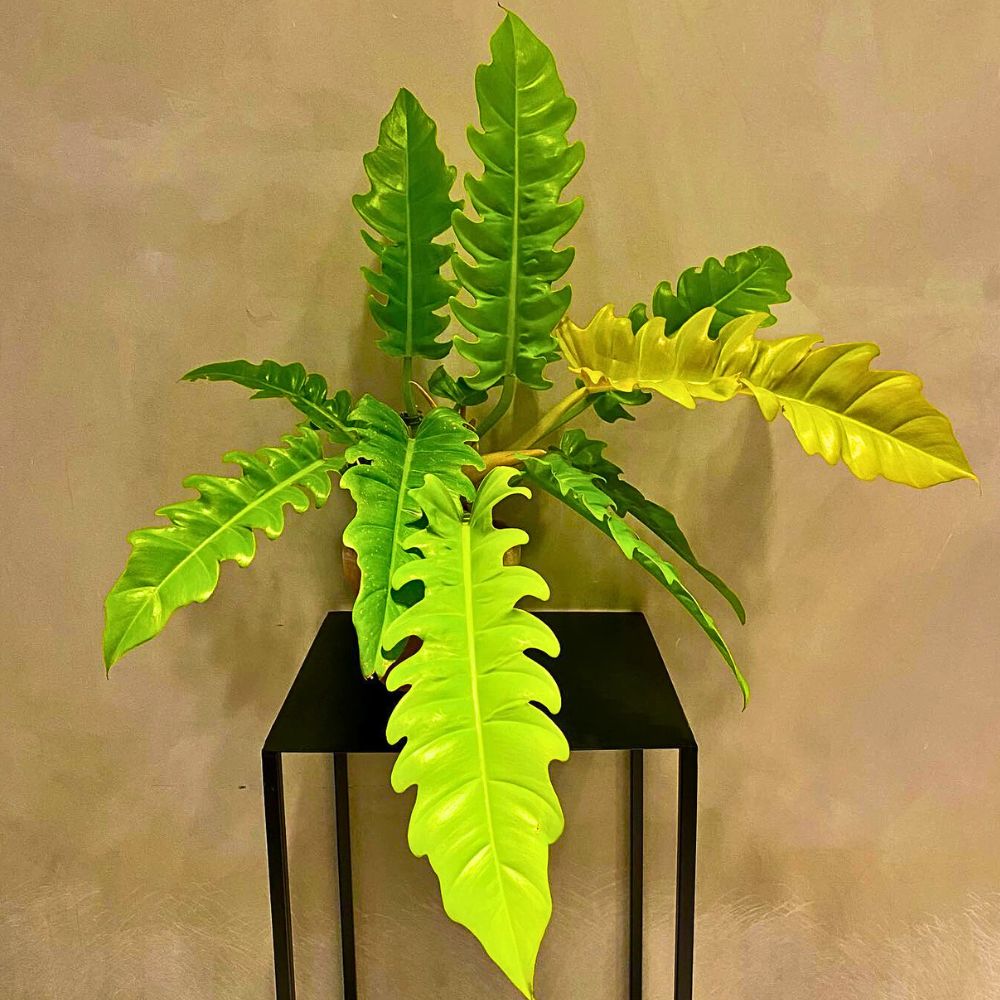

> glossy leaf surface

[
  {"left": 557, "top": 429, "right": 745, "bottom": 621},
  {"left": 104, "top": 426, "right": 343, "bottom": 669},
  {"left": 353, "top": 88, "right": 462, "bottom": 361},
  {"left": 428, "top": 365, "right": 490, "bottom": 408},
  {"left": 340, "top": 396, "right": 481, "bottom": 677},
  {"left": 520, "top": 450, "right": 747, "bottom": 703},
  {"left": 384, "top": 468, "right": 567, "bottom": 999},
  {"left": 651, "top": 245, "right": 792, "bottom": 337},
  {"left": 183, "top": 359, "right": 354, "bottom": 443},
  {"left": 557, "top": 306, "right": 975, "bottom": 487},
  {"left": 450, "top": 11, "right": 584, "bottom": 390}
]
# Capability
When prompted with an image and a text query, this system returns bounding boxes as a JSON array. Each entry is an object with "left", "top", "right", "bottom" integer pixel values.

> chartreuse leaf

[
  {"left": 183, "top": 359, "right": 354, "bottom": 443},
  {"left": 353, "top": 88, "right": 462, "bottom": 361},
  {"left": 520, "top": 450, "right": 748, "bottom": 704},
  {"left": 383, "top": 468, "right": 567, "bottom": 1000},
  {"left": 557, "top": 429, "right": 745, "bottom": 622},
  {"left": 103, "top": 426, "right": 344, "bottom": 669},
  {"left": 650, "top": 245, "right": 792, "bottom": 337},
  {"left": 340, "top": 396, "right": 482, "bottom": 677},
  {"left": 450, "top": 11, "right": 585, "bottom": 391},
  {"left": 557, "top": 306, "right": 976, "bottom": 488}
]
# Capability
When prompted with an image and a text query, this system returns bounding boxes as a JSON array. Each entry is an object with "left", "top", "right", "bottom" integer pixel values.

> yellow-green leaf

[{"left": 556, "top": 305, "right": 975, "bottom": 488}]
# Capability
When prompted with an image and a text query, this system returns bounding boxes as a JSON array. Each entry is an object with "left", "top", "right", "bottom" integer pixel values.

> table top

[{"left": 264, "top": 610, "right": 696, "bottom": 754}]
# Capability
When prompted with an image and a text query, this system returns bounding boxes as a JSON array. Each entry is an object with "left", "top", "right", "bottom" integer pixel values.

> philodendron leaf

[
  {"left": 557, "top": 428, "right": 745, "bottom": 622},
  {"left": 383, "top": 468, "right": 567, "bottom": 999},
  {"left": 520, "top": 450, "right": 748, "bottom": 704},
  {"left": 340, "top": 396, "right": 482, "bottom": 677},
  {"left": 450, "top": 11, "right": 585, "bottom": 391},
  {"left": 650, "top": 245, "right": 792, "bottom": 338},
  {"left": 557, "top": 305, "right": 976, "bottom": 488},
  {"left": 183, "top": 359, "right": 354, "bottom": 443},
  {"left": 428, "top": 365, "right": 490, "bottom": 408},
  {"left": 103, "top": 426, "right": 344, "bottom": 669},
  {"left": 353, "top": 88, "right": 463, "bottom": 361}
]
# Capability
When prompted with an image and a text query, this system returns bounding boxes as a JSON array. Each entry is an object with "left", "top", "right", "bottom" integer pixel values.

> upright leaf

[
  {"left": 340, "top": 396, "right": 482, "bottom": 676},
  {"left": 557, "top": 429, "right": 745, "bottom": 621},
  {"left": 183, "top": 359, "right": 354, "bottom": 443},
  {"left": 650, "top": 245, "right": 792, "bottom": 337},
  {"left": 103, "top": 426, "right": 344, "bottom": 669},
  {"left": 520, "top": 450, "right": 748, "bottom": 703},
  {"left": 450, "top": 11, "right": 585, "bottom": 391},
  {"left": 353, "top": 88, "right": 463, "bottom": 361},
  {"left": 383, "top": 469, "right": 567, "bottom": 999},
  {"left": 556, "top": 305, "right": 976, "bottom": 488}
]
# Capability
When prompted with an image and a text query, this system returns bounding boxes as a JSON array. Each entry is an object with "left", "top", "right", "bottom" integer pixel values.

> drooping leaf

[
  {"left": 103, "top": 426, "right": 344, "bottom": 669},
  {"left": 428, "top": 365, "right": 490, "bottom": 408},
  {"left": 650, "top": 245, "right": 792, "bottom": 337},
  {"left": 557, "top": 305, "right": 976, "bottom": 488},
  {"left": 557, "top": 429, "right": 745, "bottom": 622},
  {"left": 353, "top": 88, "right": 463, "bottom": 361},
  {"left": 590, "top": 384, "right": 653, "bottom": 424},
  {"left": 383, "top": 468, "right": 567, "bottom": 999},
  {"left": 520, "top": 450, "right": 748, "bottom": 703},
  {"left": 182, "top": 359, "right": 354, "bottom": 443},
  {"left": 340, "top": 396, "right": 482, "bottom": 677},
  {"left": 450, "top": 11, "right": 585, "bottom": 391}
]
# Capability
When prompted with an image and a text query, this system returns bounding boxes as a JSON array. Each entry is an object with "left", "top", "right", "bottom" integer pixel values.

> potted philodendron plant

[{"left": 103, "top": 10, "right": 976, "bottom": 999}]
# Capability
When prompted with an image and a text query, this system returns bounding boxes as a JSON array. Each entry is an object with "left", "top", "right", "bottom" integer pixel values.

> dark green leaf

[
  {"left": 558, "top": 429, "right": 745, "bottom": 622},
  {"left": 353, "top": 88, "right": 463, "bottom": 361},
  {"left": 651, "top": 245, "right": 792, "bottom": 338},
  {"left": 183, "top": 359, "right": 354, "bottom": 444},
  {"left": 427, "top": 365, "right": 490, "bottom": 408},
  {"left": 450, "top": 12, "right": 585, "bottom": 391}
]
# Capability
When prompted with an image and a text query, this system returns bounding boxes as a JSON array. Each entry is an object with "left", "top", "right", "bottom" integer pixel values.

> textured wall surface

[{"left": 2, "top": 1, "right": 999, "bottom": 998}]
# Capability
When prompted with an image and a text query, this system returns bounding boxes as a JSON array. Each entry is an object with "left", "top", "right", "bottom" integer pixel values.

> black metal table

[{"left": 263, "top": 610, "right": 698, "bottom": 999}]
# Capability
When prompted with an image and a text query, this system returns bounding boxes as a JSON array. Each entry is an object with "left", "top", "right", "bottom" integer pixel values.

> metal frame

[{"left": 263, "top": 745, "right": 698, "bottom": 1000}]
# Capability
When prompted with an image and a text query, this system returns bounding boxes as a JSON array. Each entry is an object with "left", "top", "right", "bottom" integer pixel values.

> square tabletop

[{"left": 264, "top": 610, "right": 696, "bottom": 754}]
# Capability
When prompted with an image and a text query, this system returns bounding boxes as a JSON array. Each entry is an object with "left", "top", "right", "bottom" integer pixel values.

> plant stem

[
  {"left": 506, "top": 386, "right": 592, "bottom": 452},
  {"left": 402, "top": 357, "right": 416, "bottom": 415},
  {"left": 475, "top": 375, "right": 516, "bottom": 440}
]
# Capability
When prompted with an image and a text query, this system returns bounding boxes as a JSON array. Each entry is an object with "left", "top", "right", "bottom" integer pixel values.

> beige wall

[{"left": 3, "top": 1, "right": 999, "bottom": 997}]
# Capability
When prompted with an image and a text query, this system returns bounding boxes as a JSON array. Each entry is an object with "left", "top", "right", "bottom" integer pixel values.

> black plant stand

[{"left": 262, "top": 611, "right": 698, "bottom": 1000}]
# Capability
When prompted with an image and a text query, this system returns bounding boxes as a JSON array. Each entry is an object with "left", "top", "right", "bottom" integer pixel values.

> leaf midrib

[
  {"left": 108, "top": 455, "right": 331, "bottom": 664},
  {"left": 502, "top": 38, "right": 522, "bottom": 381},
  {"left": 460, "top": 518, "right": 523, "bottom": 981}
]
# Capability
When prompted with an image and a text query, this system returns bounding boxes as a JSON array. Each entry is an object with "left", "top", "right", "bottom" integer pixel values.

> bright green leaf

[
  {"left": 340, "top": 396, "right": 482, "bottom": 677},
  {"left": 353, "top": 88, "right": 463, "bottom": 361},
  {"left": 450, "top": 11, "right": 585, "bottom": 391},
  {"left": 383, "top": 468, "right": 567, "bottom": 999},
  {"left": 183, "top": 359, "right": 354, "bottom": 443},
  {"left": 103, "top": 426, "right": 344, "bottom": 669}
]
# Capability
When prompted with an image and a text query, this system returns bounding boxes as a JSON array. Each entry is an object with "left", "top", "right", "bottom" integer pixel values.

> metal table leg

[
  {"left": 629, "top": 749, "right": 644, "bottom": 999},
  {"left": 674, "top": 747, "right": 698, "bottom": 1000},
  {"left": 333, "top": 752, "right": 358, "bottom": 1000},
  {"left": 263, "top": 750, "right": 296, "bottom": 1000}
]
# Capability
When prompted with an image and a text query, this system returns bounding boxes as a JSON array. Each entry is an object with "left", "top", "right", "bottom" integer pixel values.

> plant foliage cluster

[{"left": 103, "top": 12, "right": 974, "bottom": 997}]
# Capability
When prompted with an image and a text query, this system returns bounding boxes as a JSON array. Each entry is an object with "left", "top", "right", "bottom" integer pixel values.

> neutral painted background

[{"left": 3, "top": 1, "right": 998, "bottom": 997}]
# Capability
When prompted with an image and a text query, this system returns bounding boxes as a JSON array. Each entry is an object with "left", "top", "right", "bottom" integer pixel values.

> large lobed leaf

[
  {"left": 556, "top": 429, "right": 745, "bottom": 622},
  {"left": 519, "top": 449, "right": 748, "bottom": 704},
  {"left": 183, "top": 359, "right": 354, "bottom": 443},
  {"left": 340, "top": 396, "right": 482, "bottom": 677},
  {"left": 383, "top": 468, "right": 568, "bottom": 999},
  {"left": 353, "top": 88, "right": 463, "bottom": 361},
  {"left": 449, "top": 11, "right": 585, "bottom": 391},
  {"left": 631, "top": 245, "right": 792, "bottom": 338},
  {"left": 103, "top": 426, "right": 344, "bottom": 669},
  {"left": 557, "top": 305, "right": 975, "bottom": 488}
]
